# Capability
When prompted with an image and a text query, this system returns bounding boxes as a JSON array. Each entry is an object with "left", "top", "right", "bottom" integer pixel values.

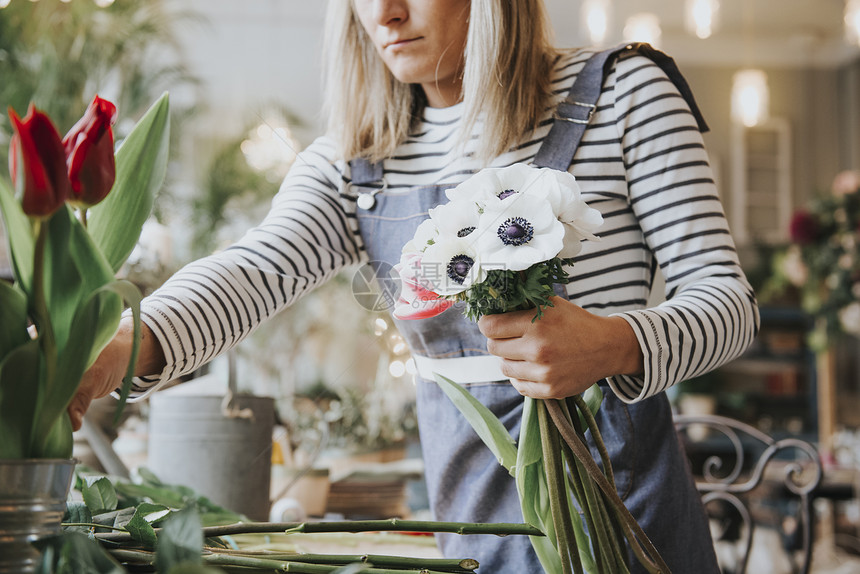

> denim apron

[{"left": 349, "top": 44, "right": 719, "bottom": 574}]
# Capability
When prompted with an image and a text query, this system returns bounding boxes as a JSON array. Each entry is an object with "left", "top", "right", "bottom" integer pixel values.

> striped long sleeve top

[{"left": 133, "top": 48, "right": 759, "bottom": 403}]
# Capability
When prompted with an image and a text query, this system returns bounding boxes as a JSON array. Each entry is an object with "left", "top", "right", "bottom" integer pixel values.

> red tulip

[
  {"left": 8, "top": 104, "right": 72, "bottom": 218},
  {"left": 393, "top": 253, "right": 454, "bottom": 320},
  {"left": 63, "top": 95, "right": 117, "bottom": 207}
]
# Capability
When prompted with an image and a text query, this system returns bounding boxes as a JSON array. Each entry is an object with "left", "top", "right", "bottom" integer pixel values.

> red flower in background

[
  {"left": 8, "top": 104, "right": 72, "bottom": 218},
  {"left": 393, "top": 253, "right": 454, "bottom": 320},
  {"left": 63, "top": 95, "right": 117, "bottom": 207},
  {"left": 789, "top": 210, "right": 820, "bottom": 245}
]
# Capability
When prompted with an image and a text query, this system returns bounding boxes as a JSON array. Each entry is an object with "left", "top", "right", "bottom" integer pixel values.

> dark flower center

[
  {"left": 498, "top": 189, "right": 518, "bottom": 200},
  {"left": 457, "top": 226, "right": 476, "bottom": 237},
  {"left": 446, "top": 254, "right": 474, "bottom": 284},
  {"left": 498, "top": 217, "right": 534, "bottom": 246}
]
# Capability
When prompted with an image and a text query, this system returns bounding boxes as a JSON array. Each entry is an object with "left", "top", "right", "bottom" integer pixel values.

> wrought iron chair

[{"left": 674, "top": 414, "right": 823, "bottom": 574}]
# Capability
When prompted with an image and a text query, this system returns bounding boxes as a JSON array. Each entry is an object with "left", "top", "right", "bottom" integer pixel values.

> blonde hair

[{"left": 322, "top": 0, "right": 558, "bottom": 164}]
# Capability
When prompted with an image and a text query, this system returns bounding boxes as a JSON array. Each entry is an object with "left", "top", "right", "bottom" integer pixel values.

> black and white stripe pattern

[{"left": 134, "top": 49, "right": 759, "bottom": 402}]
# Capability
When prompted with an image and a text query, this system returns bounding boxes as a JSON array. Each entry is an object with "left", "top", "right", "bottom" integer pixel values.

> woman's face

[{"left": 353, "top": 0, "right": 470, "bottom": 108}]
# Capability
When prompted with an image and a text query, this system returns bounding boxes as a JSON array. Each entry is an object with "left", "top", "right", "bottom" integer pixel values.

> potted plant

[{"left": 0, "top": 93, "right": 170, "bottom": 572}]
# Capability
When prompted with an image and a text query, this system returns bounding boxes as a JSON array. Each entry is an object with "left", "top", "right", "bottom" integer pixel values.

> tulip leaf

[
  {"left": 41, "top": 411, "right": 74, "bottom": 459},
  {"left": 108, "top": 280, "right": 143, "bottom": 424},
  {"left": 0, "top": 339, "right": 40, "bottom": 459},
  {"left": 0, "top": 175, "right": 34, "bottom": 295},
  {"left": 0, "top": 279, "right": 29, "bottom": 365},
  {"left": 36, "top": 279, "right": 140, "bottom": 456},
  {"left": 43, "top": 205, "right": 120, "bottom": 358},
  {"left": 433, "top": 373, "right": 518, "bottom": 473},
  {"left": 88, "top": 92, "right": 170, "bottom": 272}
]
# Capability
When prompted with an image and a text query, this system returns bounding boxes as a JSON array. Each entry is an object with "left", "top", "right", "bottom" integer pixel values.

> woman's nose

[{"left": 372, "top": 0, "right": 408, "bottom": 27}]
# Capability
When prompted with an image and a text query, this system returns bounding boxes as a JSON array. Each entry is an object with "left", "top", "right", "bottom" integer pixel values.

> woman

[{"left": 71, "top": 1, "right": 758, "bottom": 572}]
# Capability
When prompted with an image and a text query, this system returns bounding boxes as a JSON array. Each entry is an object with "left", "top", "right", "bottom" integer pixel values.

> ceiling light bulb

[
  {"left": 581, "top": 0, "right": 611, "bottom": 46},
  {"left": 685, "top": 0, "right": 720, "bottom": 39},
  {"left": 731, "top": 69, "right": 770, "bottom": 127},
  {"left": 623, "top": 13, "right": 662, "bottom": 48}
]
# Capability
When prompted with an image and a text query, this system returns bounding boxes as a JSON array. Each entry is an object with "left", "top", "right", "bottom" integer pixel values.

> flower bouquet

[
  {"left": 0, "top": 93, "right": 170, "bottom": 459},
  {"left": 394, "top": 164, "right": 669, "bottom": 574},
  {"left": 764, "top": 170, "right": 860, "bottom": 350}
]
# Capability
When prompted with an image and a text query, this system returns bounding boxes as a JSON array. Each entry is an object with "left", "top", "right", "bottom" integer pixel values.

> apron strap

[
  {"left": 533, "top": 42, "right": 709, "bottom": 172},
  {"left": 349, "top": 157, "right": 384, "bottom": 186}
]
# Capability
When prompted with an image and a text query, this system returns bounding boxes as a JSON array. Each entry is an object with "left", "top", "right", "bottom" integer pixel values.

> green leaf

[
  {"left": 126, "top": 508, "right": 158, "bottom": 548},
  {"left": 0, "top": 339, "right": 40, "bottom": 459},
  {"left": 107, "top": 279, "right": 143, "bottom": 424},
  {"left": 0, "top": 279, "right": 29, "bottom": 365},
  {"left": 36, "top": 531, "right": 126, "bottom": 574},
  {"left": 88, "top": 92, "right": 170, "bottom": 272},
  {"left": 62, "top": 502, "right": 93, "bottom": 534},
  {"left": 0, "top": 175, "right": 34, "bottom": 295},
  {"left": 82, "top": 477, "right": 118, "bottom": 514},
  {"left": 41, "top": 410, "right": 74, "bottom": 459},
  {"left": 433, "top": 373, "right": 518, "bottom": 473},
  {"left": 58, "top": 531, "right": 126, "bottom": 574},
  {"left": 35, "top": 279, "right": 140, "bottom": 457},
  {"left": 156, "top": 507, "right": 203, "bottom": 573}
]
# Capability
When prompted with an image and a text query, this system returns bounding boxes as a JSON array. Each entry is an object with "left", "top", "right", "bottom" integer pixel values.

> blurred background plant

[{"left": 762, "top": 170, "right": 860, "bottom": 350}]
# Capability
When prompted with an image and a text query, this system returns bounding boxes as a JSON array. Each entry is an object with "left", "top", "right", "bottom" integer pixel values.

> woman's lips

[{"left": 385, "top": 37, "right": 421, "bottom": 50}]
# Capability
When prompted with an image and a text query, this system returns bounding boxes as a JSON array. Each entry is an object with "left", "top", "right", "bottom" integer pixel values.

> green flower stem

[
  {"left": 565, "top": 399, "right": 627, "bottom": 564},
  {"left": 94, "top": 520, "right": 545, "bottom": 542},
  {"left": 566, "top": 402, "right": 618, "bottom": 574},
  {"left": 31, "top": 219, "right": 57, "bottom": 453},
  {"left": 284, "top": 519, "right": 544, "bottom": 537},
  {"left": 546, "top": 401, "right": 670, "bottom": 574},
  {"left": 571, "top": 396, "right": 615, "bottom": 486},
  {"left": 108, "top": 548, "right": 470, "bottom": 574},
  {"left": 207, "top": 549, "right": 478, "bottom": 572},
  {"left": 537, "top": 400, "right": 578, "bottom": 574},
  {"left": 61, "top": 522, "right": 129, "bottom": 532}
]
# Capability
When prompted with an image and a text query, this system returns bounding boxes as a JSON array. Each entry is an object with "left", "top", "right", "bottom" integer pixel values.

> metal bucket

[
  {"left": 0, "top": 458, "right": 75, "bottom": 574},
  {"left": 147, "top": 394, "right": 275, "bottom": 521}
]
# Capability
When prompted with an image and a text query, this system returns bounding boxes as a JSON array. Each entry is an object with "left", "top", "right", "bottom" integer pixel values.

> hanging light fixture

[
  {"left": 685, "top": 0, "right": 720, "bottom": 39},
  {"left": 623, "top": 13, "right": 662, "bottom": 48},
  {"left": 580, "top": 0, "right": 611, "bottom": 46},
  {"left": 846, "top": 0, "right": 860, "bottom": 46},
  {"left": 731, "top": 69, "right": 770, "bottom": 127}
]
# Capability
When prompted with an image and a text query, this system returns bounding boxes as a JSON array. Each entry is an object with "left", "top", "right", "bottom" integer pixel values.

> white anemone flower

[
  {"left": 421, "top": 236, "right": 484, "bottom": 295},
  {"left": 445, "top": 163, "right": 538, "bottom": 205},
  {"left": 517, "top": 168, "right": 603, "bottom": 258},
  {"left": 476, "top": 193, "right": 564, "bottom": 271},
  {"left": 401, "top": 217, "right": 439, "bottom": 255},
  {"left": 429, "top": 200, "right": 481, "bottom": 240}
]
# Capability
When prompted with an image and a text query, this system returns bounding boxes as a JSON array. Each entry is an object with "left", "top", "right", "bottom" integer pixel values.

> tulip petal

[
  {"left": 8, "top": 105, "right": 72, "bottom": 218},
  {"left": 392, "top": 254, "right": 454, "bottom": 320},
  {"left": 63, "top": 95, "right": 117, "bottom": 207}
]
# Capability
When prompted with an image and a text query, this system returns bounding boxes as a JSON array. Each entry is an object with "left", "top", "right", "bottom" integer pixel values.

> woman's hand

[
  {"left": 68, "top": 317, "right": 165, "bottom": 431},
  {"left": 478, "top": 296, "right": 643, "bottom": 399}
]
